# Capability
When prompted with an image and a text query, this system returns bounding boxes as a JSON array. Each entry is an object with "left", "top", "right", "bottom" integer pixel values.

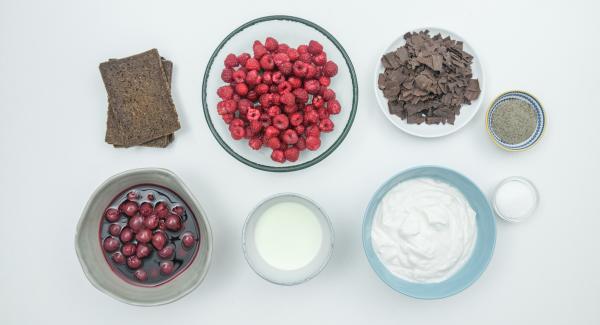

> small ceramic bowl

[
  {"left": 242, "top": 193, "right": 334, "bottom": 285},
  {"left": 486, "top": 90, "right": 546, "bottom": 151},
  {"left": 374, "top": 27, "right": 485, "bottom": 138},
  {"left": 75, "top": 168, "right": 212, "bottom": 306},
  {"left": 362, "top": 166, "right": 496, "bottom": 299},
  {"left": 203, "top": 15, "right": 358, "bottom": 172}
]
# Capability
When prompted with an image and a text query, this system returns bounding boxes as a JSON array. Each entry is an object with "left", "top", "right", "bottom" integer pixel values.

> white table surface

[{"left": 1, "top": 0, "right": 599, "bottom": 324}]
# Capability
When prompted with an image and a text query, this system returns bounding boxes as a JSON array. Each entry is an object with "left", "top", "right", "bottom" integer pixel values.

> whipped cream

[{"left": 371, "top": 178, "right": 477, "bottom": 283}]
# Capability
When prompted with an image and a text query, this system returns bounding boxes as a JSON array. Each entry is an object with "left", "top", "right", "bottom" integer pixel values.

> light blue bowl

[{"left": 362, "top": 166, "right": 496, "bottom": 299}]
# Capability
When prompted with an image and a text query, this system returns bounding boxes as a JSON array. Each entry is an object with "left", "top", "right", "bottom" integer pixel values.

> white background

[{"left": 1, "top": 0, "right": 599, "bottom": 324}]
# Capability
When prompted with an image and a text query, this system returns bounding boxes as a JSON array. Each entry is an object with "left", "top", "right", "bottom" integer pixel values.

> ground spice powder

[{"left": 491, "top": 100, "right": 536, "bottom": 144}]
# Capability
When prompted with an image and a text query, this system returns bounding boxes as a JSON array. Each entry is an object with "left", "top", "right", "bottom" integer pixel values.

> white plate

[{"left": 373, "top": 27, "right": 485, "bottom": 138}]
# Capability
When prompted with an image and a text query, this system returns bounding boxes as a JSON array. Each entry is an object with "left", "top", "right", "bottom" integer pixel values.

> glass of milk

[{"left": 242, "top": 193, "right": 334, "bottom": 285}]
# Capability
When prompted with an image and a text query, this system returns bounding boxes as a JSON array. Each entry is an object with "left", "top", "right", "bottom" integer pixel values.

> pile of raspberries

[{"left": 216, "top": 37, "right": 340, "bottom": 163}]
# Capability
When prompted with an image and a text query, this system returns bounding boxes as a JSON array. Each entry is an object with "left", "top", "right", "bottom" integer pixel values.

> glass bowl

[
  {"left": 492, "top": 176, "right": 539, "bottom": 222},
  {"left": 202, "top": 15, "right": 358, "bottom": 172},
  {"left": 242, "top": 193, "right": 334, "bottom": 285}
]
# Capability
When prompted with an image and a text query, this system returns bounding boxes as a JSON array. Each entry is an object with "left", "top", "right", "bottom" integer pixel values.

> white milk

[{"left": 254, "top": 201, "right": 323, "bottom": 271}]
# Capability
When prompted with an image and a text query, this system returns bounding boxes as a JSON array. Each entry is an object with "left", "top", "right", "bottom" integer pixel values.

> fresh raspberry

[
  {"left": 262, "top": 71, "right": 273, "bottom": 85},
  {"left": 253, "top": 40, "right": 268, "bottom": 59},
  {"left": 283, "top": 104, "right": 297, "bottom": 114},
  {"left": 264, "top": 125, "right": 280, "bottom": 139},
  {"left": 245, "top": 70, "right": 259, "bottom": 86},
  {"left": 255, "top": 83, "right": 269, "bottom": 95},
  {"left": 246, "top": 90, "right": 258, "bottom": 101},
  {"left": 304, "top": 104, "right": 315, "bottom": 112},
  {"left": 313, "top": 52, "right": 327, "bottom": 66},
  {"left": 319, "top": 76, "right": 330, "bottom": 87},
  {"left": 312, "top": 95, "right": 324, "bottom": 108},
  {"left": 229, "top": 118, "right": 244, "bottom": 128},
  {"left": 221, "top": 68, "right": 234, "bottom": 83},
  {"left": 297, "top": 44, "right": 308, "bottom": 54},
  {"left": 223, "top": 99, "right": 237, "bottom": 113},
  {"left": 277, "top": 43, "right": 290, "bottom": 53},
  {"left": 217, "top": 101, "right": 228, "bottom": 115},
  {"left": 249, "top": 137, "right": 263, "bottom": 150},
  {"left": 287, "top": 77, "right": 302, "bottom": 89},
  {"left": 232, "top": 69, "right": 246, "bottom": 83},
  {"left": 259, "top": 113, "right": 272, "bottom": 127},
  {"left": 304, "top": 79, "right": 320, "bottom": 95},
  {"left": 292, "top": 61, "right": 308, "bottom": 77},
  {"left": 287, "top": 48, "right": 300, "bottom": 62},
  {"left": 238, "top": 99, "right": 253, "bottom": 115},
  {"left": 273, "top": 53, "right": 290, "bottom": 66},
  {"left": 293, "top": 88, "right": 309, "bottom": 104},
  {"left": 299, "top": 52, "right": 312, "bottom": 63},
  {"left": 272, "top": 72, "right": 284, "bottom": 84},
  {"left": 278, "top": 81, "right": 292, "bottom": 94},
  {"left": 224, "top": 53, "right": 238, "bottom": 68},
  {"left": 273, "top": 114, "right": 289, "bottom": 130},
  {"left": 271, "top": 149, "right": 285, "bottom": 163},
  {"left": 264, "top": 37, "right": 279, "bottom": 51},
  {"left": 318, "top": 107, "right": 329, "bottom": 120},
  {"left": 230, "top": 126, "right": 245, "bottom": 140},
  {"left": 296, "top": 137, "right": 306, "bottom": 150},
  {"left": 222, "top": 113, "right": 234, "bottom": 124},
  {"left": 319, "top": 118, "right": 334, "bottom": 132},
  {"left": 245, "top": 58, "right": 260, "bottom": 71},
  {"left": 323, "top": 61, "right": 338, "bottom": 77},
  {"left": 237, "top": 53, "right": 251, "bottom": 66},
  {"left": 284, "top": 147, "right": 300, "bottom": 162},
  {"left": 266, "top": 137, "right": 281, "bottom": 149},
  {"left": 290, "top": 112, "right": 304, "bottom": 126},
  {"left": 306, "top": 64, "right": 317, "bottom": 79},
  {"left": 327, "top": 99, "right": 341, "bottom": 114},
  {"left": 306, "top": 125, "right": 321, "bottom": 137},
  {"left": 307, "top": 40, "right": 323, "bottom": 55},
  {"left": 217, "top": 85, "right": 234, "bottom": 100},
  {"left": 280, "top": 91, "right": 295, "bottom": 106},
  {"left": 267, "top": 105, "right": 280, "bottom": 117},
  {"left": 322, "top": 88, "right": 336, "bottom": 101},
  {"left": 259, "top": 94, "right": 271, "bottom": 107},
  {"left": 279, "top": 62, "right": 293, "bottom": 75},
  {"left": 245, "top": 126, "right": 255, "bottom": 138},
  {"left": 259, "top": 55, "right": 275, "bottom": 70},
  {"left": 270, "top": 93, "right": 280, "bottom": 105},
  {"left": 246, "top": 108, "right": 260, "bottom": 121},
  {"left": 306, "top": 136, "right": 321, "bottom": 151},
  {"left": 235, "top": 83, "right": 249, "bottom": 96},
  {"left": 282, "top": 129, "right": 299, "bottom": 145}
]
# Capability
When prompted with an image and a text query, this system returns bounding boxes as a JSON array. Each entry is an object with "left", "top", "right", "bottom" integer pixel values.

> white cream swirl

[{"left": 371, "top": 178, "right": 477, "bottom": 283}]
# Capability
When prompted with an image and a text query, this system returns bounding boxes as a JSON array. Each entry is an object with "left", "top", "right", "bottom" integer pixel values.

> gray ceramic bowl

[{"left": 75, "top": 168, "right": 212, "bottom": 306}]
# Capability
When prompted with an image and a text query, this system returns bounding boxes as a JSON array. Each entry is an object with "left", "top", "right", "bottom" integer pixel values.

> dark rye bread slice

[
  {"left": 100, "top": 49, "right": 180, "bottom": 147},
  {"left": 106, "top": 59, "right": 174, "bottom": 148}
]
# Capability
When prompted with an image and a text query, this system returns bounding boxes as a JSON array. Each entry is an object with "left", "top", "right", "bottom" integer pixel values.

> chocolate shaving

[{"left": 379, "top": 30, "right": 481, "bottom": 125}]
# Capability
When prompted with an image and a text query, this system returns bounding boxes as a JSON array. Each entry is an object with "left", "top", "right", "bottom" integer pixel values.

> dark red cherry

[
  {"left": 121, "top": 201, "right": 139, "bottom": 217},
  {"left": 105, "top": 208, "right": 120, "bottom": 222},
  {"left": 136, "top": 243, "right": 151, "bottom": 258},
  {"left": 165, "top": 214, "right": 182, "bottom": 232},
  {"left": 127, "top": 191, "right": 138, "bottom": 201},
  {"left": 143, "top": 214, "right": 159, "bottom": 230},
  {"left": 128, "top": 215, "right": 144, "bottom": 232},
  {"left": 103, "top": 237, "right": 120, "bottom": 252},
  {"left": 172, "top": 206, "right": 185, "bottom": 216},
  {"left": 111, "top": 251, "right": 125, "bottom": 264},
  {"left": 160, "top": 261, "right": 174, "bottom": 275},
  {"left": 119, "top": 227, "right": 134, "bottom": 243},
  {"left": 108, "top": 224, "right": 121, "bottom": 236},
  {"left": 136, "top": 228, "right": 152, "bottom": 243},
  {"left": 126, "top": 256, "right": 142, "bottom": 269},
  {"left": 122, "top": 243, "right": 136, "bottom": 256},
  {"left": 181, "top": 232, "right": 195, "bottom": 248},
  {"left": 151, "top": 231, "right": 168, "bottom": 250},
  {"left": 154, "top": 202, "right": 169, "bottom": 218},
  {"left": 139, "top": 202, "right": 153, "bottom": 217},
  {"left": 134, "top": 269, "right": 147, "bottom": 282},
  {"left": 157, "top": 245, "right": 175, "bottom": 259}
]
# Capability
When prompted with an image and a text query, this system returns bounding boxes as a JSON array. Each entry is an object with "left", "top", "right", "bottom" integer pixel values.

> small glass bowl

[
  {"left": 242, "top": 193, "right": 334, "bottom": 285},
  {"left": 202, "top": 15, "right": 358, "bottom": 172},
  {"left": 492, "top": 176, "right": 539, "bottom": 222}
]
